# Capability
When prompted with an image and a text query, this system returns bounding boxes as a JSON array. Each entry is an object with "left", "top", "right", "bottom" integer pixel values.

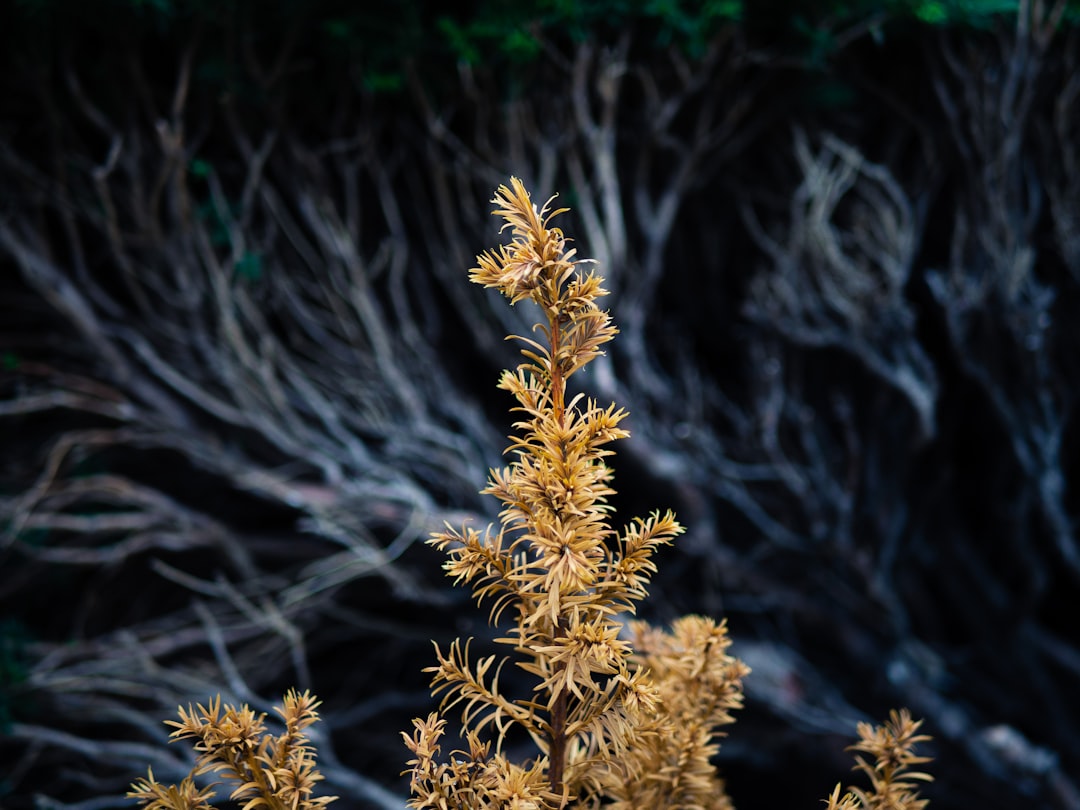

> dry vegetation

[{"left": 2, "top": 3, "right": 1079, "bottom": 808}]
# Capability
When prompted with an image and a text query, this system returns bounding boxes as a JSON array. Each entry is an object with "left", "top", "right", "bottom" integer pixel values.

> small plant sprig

[
  {"left": 825, "top": 709, "right": 934, "bottom": 810},
  {"left": 402, "top": 178, "right": 751, "bottom": 810},
  {"left": 128, "top": 689, "right": 336, "bottom": 810}
]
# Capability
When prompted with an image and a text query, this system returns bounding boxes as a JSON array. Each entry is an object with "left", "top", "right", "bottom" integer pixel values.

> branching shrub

[
  {"left": 400, "top": 179, "right": 932, "bottom": 810},
  {"left": 825, "top": 709, "right": 934, "bottom": 810},
  {"left": 128, "top": 690, "right": 336, "bottom": 810}
]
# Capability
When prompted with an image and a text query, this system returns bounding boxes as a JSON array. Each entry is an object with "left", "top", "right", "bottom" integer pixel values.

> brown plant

[
  {"left": 824, "top": 709, "right": 934, "bottom": 810},
  {"left": 401, "top": 178, "right": 933, "bottom": 810},
  {"left": 402, "top": 177, "right": 750, "bottom": 810},
  {"left": 128, "top": 689, "right": 337, "bottom": 810}
]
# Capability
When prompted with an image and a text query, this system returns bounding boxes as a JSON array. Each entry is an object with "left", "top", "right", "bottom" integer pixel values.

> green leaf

[
  {"left": 363, "top": 71, "right": 404, "bottom": 93},
  {"left": 323, "top": 19, "right": 352, "bottom": 40},
  {"left": 914, "top": 1, "right": 948, "bottom": 23},
  {"left": 501, "top": 27, "right": 541, "bottom": 60},
  {"left": 0, "top": 619, "right": 33, "bottom": 735},
  {"left": 196, "top": 199, "right": 234, "bottom": 247},
  {"left": 437, "top": 16, "right": 481, "bottom": 65},
  {"left": 188, "top": 158, "right": 212, "bottom": 178},
  {"left": 235, "top": 252, "right": 263, "bottom": 283},
  {"left": 707, "top": 0, "right": 743, "bottom": 20}
]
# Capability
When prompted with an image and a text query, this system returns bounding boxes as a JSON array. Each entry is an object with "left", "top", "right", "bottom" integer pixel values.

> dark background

[{"left": 2, "top": 2, "right": 1079, "bottom": 808}]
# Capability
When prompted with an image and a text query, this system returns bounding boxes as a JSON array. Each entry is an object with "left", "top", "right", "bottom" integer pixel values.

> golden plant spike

[{"left": 406, "top": 178, "right": 749, "bottom": 810}]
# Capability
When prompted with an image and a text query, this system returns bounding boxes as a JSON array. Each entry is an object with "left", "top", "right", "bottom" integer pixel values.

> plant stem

[
  {"left": 550, "top": 308, "right": 565, "bottom": 423},
  {"left": 547, "top": 306, "right": 568, "bottom": 800},
  {"left": 549, "top": 670, "right": 568, "bottom": 797}
]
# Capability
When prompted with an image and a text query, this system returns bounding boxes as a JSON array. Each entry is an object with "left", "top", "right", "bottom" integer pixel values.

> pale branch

[
  {"left": 927, "top": 6, "right": 1078, "bottom": 580},
  {"left": 742, "top": 131, "right": 938, "bottom": 439}
]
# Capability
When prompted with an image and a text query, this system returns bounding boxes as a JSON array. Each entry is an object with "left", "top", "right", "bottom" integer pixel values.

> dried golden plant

[
  {"left": 128, "top": 689, "right": 337, "bottom": 810},
  {"left": 401, "top": 178, "right": 752, "bottom": 810},
  {"left": 824, "top": 709, "right": 934, "bottom": 810}
]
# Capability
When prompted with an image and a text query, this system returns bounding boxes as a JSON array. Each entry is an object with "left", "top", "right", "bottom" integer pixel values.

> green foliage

[
  {"left": 744, "top": 0, "right": 1078, "bottom": 62},
  {"left": 234, "top": 252, "right": 263, "bottom": 283},
  {"left": 433, "top": 0, "right": 742, "bottom": 62},
  {"left": 195, "top": 199, "right": 234, "bottom": 249},
  {"left": 900, "top": 0, "right": 1045, "bottom": 26},
  {"left": 5, "top": 0, "right": 1079, "bottom": 108},
  {"left": 0, "top": 619, "right": 31, "bottom": 734},
  {"left": 187, "top": 159, "right": 212, "bottom": 180},
  {"left": 913, "top": 2, "right": 950, "bottom": 23}
]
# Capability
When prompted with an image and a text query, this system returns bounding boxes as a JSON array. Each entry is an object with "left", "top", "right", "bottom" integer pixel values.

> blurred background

[{"left": 2, "top": 1, "right": 1079, "bottom": 808}]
